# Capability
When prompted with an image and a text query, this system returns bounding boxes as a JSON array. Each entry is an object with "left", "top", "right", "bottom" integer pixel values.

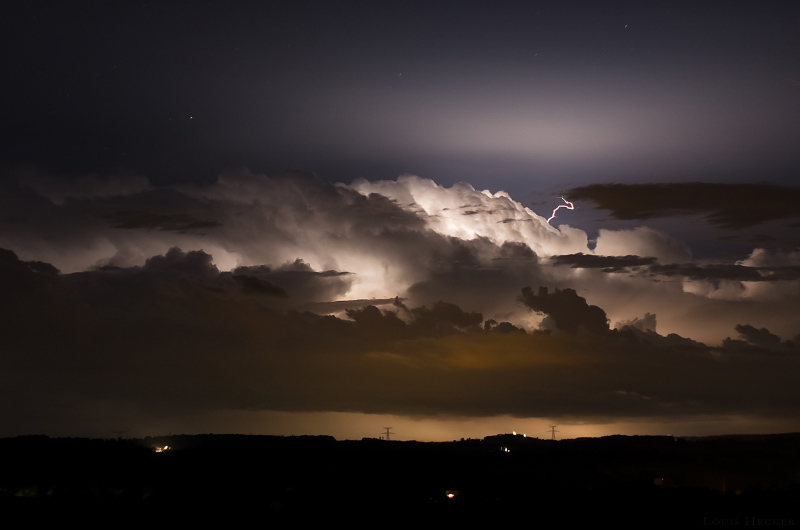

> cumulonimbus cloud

[{"left": 1, "top": 167, "right": 798, "bottom": 349}]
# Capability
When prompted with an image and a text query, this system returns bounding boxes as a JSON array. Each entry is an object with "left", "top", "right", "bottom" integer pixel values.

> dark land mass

[{"left": 2, "top": 433, "right": 798, "bottom": 527}]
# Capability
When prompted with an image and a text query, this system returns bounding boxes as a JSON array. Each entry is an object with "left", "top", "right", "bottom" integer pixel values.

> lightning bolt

[{"left": 547, "top": 197, "right": 574, "bottom": 224}]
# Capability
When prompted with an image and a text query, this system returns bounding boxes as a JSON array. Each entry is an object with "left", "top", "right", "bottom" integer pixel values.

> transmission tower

[
  {"left": 382, "top": 426, "right": 395, "bottom": 440},
  {"left": 547, "top": 425, "right": 559, "bottom": 440}
]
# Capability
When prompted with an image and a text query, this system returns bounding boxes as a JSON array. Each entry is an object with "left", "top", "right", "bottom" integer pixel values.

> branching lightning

[{"left": 547, "top": 197, "right": 575, "bottom": 224}]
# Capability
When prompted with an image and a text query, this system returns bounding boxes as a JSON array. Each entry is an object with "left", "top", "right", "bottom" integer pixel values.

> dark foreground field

[{"left": 2, "top": 433, "right": 798, "bottom": 527}]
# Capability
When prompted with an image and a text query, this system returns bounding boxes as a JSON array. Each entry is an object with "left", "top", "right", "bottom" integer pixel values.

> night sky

[{"left": 1, "top": 1, "right": 799, "bottom": 440}]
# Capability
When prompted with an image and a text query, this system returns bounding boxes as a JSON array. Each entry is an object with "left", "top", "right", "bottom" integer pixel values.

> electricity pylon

[{"left": 547, "top": 425, "right": 559, "bottom": 440}]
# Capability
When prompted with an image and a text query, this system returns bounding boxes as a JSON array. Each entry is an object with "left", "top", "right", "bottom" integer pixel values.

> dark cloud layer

[
  {"left": 519, "top": 286, "right": 610, "bottom": 335},
  {"left": 648, "top": 262, "right": 800, "bottom": 282},
  {"left": 105, "top": 211, "right": 221, "bottom": 232},
  {"left": 551, "top": 253, "right": 658, "bottom": 271},
  {"left": 552, "top": 252, "right": 800, "bottom": 283},
  {"left": 722, "top": 324, "right": 798, "bottom": 353},
  {"left": 1, "top": 246, "right": 799, "bottom": 437},
  {"left": 568, "top": 183, "right": 800, "bottom": 229}
]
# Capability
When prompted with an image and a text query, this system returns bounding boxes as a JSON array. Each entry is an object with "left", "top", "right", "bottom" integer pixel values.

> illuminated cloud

[
  {"left": 616, "top": 312, "right": 657, "bottom": 333},
  {"left": 351, "top": 176, "right": 590, "bottom": 256},
  {"left": 737, "top": 247, "right": 800, "bottom": 268},
  {"left": 594, "top": 226, "right": 692, "bottom": 264},
  {"left": 2, "top": 168, "right": 799, "bottom": 341}
]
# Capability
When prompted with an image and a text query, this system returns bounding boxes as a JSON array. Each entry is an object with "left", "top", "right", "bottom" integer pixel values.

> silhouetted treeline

[{"left": 1, "top": 433, "right": 798, "bottom": 527}]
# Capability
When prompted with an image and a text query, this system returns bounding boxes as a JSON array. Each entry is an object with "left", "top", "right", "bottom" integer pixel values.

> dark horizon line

[{"left": 7, "top": 430, "right": 800, "bottom": 443}]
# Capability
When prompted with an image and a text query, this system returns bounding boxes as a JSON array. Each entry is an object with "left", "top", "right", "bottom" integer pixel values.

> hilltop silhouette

[{"left": 1, "top": 433, "right": 797, "bottom": 527}]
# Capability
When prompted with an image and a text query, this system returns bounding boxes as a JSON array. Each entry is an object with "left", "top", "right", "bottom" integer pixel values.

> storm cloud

[
  {"left": 1, "top": 168, "right": 799, "bottom": 438},
  {"left": 567, "top": 182, "right": 800, "bottom": 229},
  {"left": 1, "top": 246, "right": 799, "bottom": 438}
]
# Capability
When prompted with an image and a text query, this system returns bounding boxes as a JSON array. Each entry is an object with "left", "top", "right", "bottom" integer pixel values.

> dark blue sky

[{"left": 4, "top": 1, "right": 799, "bottom": 196}]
